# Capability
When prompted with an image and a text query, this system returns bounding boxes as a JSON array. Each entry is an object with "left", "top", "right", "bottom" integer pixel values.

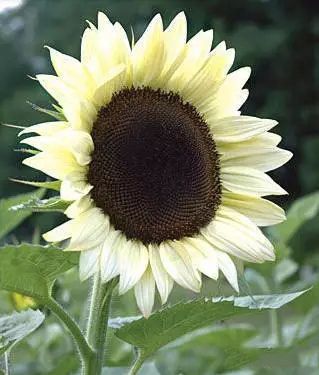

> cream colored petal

[
  {"left": 19, "top": 121, "right": 68, "bottom": 136},
  {"left": 81, "top": 27, "right": 103, "bottom": 82},
  {"left": 100, "top": 230, "right": 122, "bottom": 283},
  {"left": 220, "top": 147, "right": 293, "bottom": 172},
  {"left": 214, "top": 250, "right": 239, "bottom": 292},
  {"left": 63, "top": 99, "right": 96, "bottom": 133},
  {"left": 149, "top": 244, "right": 174, "bottom": 304},
  {"left": 182, "top": 44, "right": 235, "bottom": 109},
  {"left": 64, "top": 195, "right": 93, "bottom": 219},
  {"left": 204, "top": 67, "right": 251, "bottom": 120},
  {"left": 132, "top": 14, "right": 164, "bottom": 87},
  {"left": 82, "top": 18, "right": 130, "bottom": 87},
  {"left": 161, "top": 12, "right": 187, "bottom": 78},
  {"left": 43, "top": 220, "right": 74, "bottom": 242},
  {"left": 60, "top": 171, "right": 93, "bottom": 201},
  {"left": 159, "top": 241, "right": 201, "bottom": 292},
  {"left": 67, "top": 208, "right": 109, "bottom": 251},
  {"left": 183, "top": 237, "right": 219, "bottom": 280},
  {"left": 79, "top": 246, "right": 101, "bottom": 281},
  {"left": 22, "top": 130, "right": 94, "bottom": 166},
  {"left": 209, "top": 116, "right": 277, "bottom": 143},
  {"left": 93, "top": 63, "right": 127, "bottom": 107},
  {"left": 118, "top": 241, "right": 149, "bottom": 295},
  {"left": 202, "top": 206, "right": 275, "bottom": 263},
  {"left": 222, "top": 191, "right": 286, "bottom": 226},
  {"left": 134, "top": 265, "right": 156, "bottom": 318},
  {"left": 166, "top": 29, "right": 214, "bottom": 92},
  {"left": 36, "top": 74, "right": 83, "bottom": 108},
  {"left": 97, "top": 11, "right": 113, "bottom": 32},
  {"left": 216, "top": 132, "right": 282, "bottom": 152},
  {"left": 36, "top": 74, "right": 96, "bottom": 131},
  {"left": 23, "top": 150, "right": 82, "bottom": 180},
  {"left": 221, "top": 166, "right": 287, "bottom": 196},
  {"left": 47, "top": 47, "right": 95, "bottom": 98}
]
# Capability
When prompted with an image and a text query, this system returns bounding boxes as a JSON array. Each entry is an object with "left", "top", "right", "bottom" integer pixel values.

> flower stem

[
  {"left": 270, "top": 309, "right": 284, "bottom": 347},
  {"left": 46, "top": 297, "right": 93, "bottom": 371},
  {"left": 129, "top": 350, "right": 146, "bottom": 375},
  {"left": 84, "top": 275, "right": 117, "bottom": 375}
]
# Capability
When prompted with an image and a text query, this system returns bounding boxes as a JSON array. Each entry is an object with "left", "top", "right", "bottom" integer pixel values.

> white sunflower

[{"left": 20, "top": 12, "right": 292, "bottom": 317}]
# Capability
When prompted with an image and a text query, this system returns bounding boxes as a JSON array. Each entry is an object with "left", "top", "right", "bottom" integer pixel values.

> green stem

[
  {"left": 129, "top": 350, "right": 145, "bottom": 375},
  {"left": 46, "top": 297, "right": 93, "bottom": 371},
  {"left": 270, "top": 309, "right": 283, "bottom": 347},
  {"left": 84, "top": 275, "right": 117, "bottom": 375}
]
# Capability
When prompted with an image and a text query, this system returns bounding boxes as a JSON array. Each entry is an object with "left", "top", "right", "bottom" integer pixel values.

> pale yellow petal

[
  {"left": 202, "top": 206, "right": 275, "bottom": 263},
  {"left": 159, "top": 241, "right": 201, "bottom": 292},
  {"left": 134, "top": 265, "right": 156, "bottom": 318},
  {"left": 19, "top": 121, "right": 68, "bottom": 136},
  {"left": 166, "top": 29, "right": 214, "bottom": 93},
  {"left": 43, "top": 220, "right": 74, "bottom": 242},
  {"left": 209, "top": 116, "right": 277, "bottom": 143},
  {"left": 64, "top": 195, "right": 93, "bottom": 219},
  {"left": 60, "top": 171, "right": 93, "bottom": 201},
  {"left": 221, "top": 166, "right": 287, "bottom": 196},
  {"left": 118, "top": 241, "right": 149, "bottom": 295},
  {"left": 23, "top": 150, "right": 82, "bottom": 180},
  {"left": 67, "top": 208, "right": 109, "bottom": 251},
  {"left": 149, "top": 244, "right": 173, "bottom": 304},
  {"left": 79, "top": 246, "right": 101, "bottom": 281},
  {"left": 132, "top": 14, "right": 164, "bottom": 87},
  {"left": 100, "top": 230, "right": 122, "bottom": 283},
  {"left": 222, "top": 192, "right": 286, "bottom": 226},
  {"left": 220, "top": 147, "right": 292, "bottom": 172}
]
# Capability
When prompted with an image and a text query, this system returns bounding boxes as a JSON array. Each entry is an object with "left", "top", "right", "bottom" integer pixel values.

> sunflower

[{"left": 20, "top": 12, "right": 292, "bottom": 317}]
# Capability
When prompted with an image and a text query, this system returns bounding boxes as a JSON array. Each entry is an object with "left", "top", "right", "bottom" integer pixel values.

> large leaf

[
  {"left": 10, "top": 196, "right": 69, "bottom": 213},
  {"left": 115, "top": 291, "right": 307, "bottom": 360},
  {"left": 0, "top": 189, "right": 45, "bottom": 240},
  {"left": 0, "top": 244, "right": 78, "bottom": 300},
  {"left": 272, "top": 191, "right": 319, "bottom": 243},
  {"left": 157, "top": 325, "right": 268, "bottom": 374},
  {"left": 0, "top": 309, "right": 45, "bottom": 356}
]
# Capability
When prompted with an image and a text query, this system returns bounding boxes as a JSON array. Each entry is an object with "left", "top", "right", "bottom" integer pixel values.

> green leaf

[
  {"left": 115, "top": 291, "right": 308, "bottom": 360},
  {"left": 160, "top": 325, "right": 265, "bottom": 374},
  {"left": 0, "top": 309, "right": 45, "bottom": 356},
  {"left": 10, "top": 178, "right": 61, "bottom": 191},
  {"left": 10, "top": 196, "right": 69, "bottom": 213},
  {"left": 273, "top": 191, "right": 319, "bottom": 243},
  {"left": 0, "top": 189, "right": 45, "bottom": 240},
  {"left": 109, "top": 316, "right": 141, "bottom": 329},
  {"left": 0, "top": 244, "right": 78, "bottom": 300}
]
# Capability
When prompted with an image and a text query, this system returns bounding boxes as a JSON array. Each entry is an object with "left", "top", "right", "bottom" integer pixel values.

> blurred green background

[{"left": 0, "top": 1, "right": 319, "bottom": 374}]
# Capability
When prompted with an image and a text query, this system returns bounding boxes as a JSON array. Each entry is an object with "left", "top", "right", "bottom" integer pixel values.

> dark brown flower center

[{"left": 88, "top": 87, "right": 221, "bottom": 244}]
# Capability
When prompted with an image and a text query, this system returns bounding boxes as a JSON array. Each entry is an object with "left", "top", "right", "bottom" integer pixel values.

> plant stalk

[
  {"left": 129, "top": 350, "right": 145, "bottom": 375},
  {"left": 84, "top": 274, "right": 117, "bottom": 375},
  {"left": 47, "top": 297, "right": 93, "bottom": 372}
]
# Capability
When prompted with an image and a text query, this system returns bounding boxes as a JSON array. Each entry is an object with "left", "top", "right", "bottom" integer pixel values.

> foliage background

[{"left": 0, "top": 0, "right": 318, "bottom": 374}]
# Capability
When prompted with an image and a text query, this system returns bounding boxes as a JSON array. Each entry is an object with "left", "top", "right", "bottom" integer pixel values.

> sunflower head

[{"left": 19, "top": 12, "right": 292, "bottom": 317}]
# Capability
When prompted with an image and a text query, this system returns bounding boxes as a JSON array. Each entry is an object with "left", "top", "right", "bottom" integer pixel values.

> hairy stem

[
  {"left": 129, "top": 350, "right": 146, "bottom": 375},
  {"left": 84, "top": 275, "right": 117, "bottom": 374},
  {"left": 46, "top": 297, "right": 93, "bottom": 372}
]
